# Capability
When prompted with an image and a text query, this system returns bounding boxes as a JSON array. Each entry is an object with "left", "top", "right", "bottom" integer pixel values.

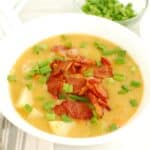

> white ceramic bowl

[{"left": 0, "top": 13, "right": 150, "bottom": 146}]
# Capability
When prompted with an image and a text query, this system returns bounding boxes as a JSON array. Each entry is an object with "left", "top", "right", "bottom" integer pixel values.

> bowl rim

[{"left": 0, "top": 13, "right": 150, "bottom": 146}]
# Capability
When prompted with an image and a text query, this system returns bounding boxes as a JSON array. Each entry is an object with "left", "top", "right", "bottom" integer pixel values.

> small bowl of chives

[{"left": 74, "top": 0, "right": 149, "bottom": 26}]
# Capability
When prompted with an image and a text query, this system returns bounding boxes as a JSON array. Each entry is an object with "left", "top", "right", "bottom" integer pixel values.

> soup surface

[{"left": 8, "top": 34, "right": 143, "bottom": 137}]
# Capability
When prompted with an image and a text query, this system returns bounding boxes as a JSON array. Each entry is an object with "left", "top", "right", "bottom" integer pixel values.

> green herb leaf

[
  {"left": 46, "top": 112, "right": 56, "bottom": 121},
  {"left": 63, "top": 83, "right": 73, "bottom": 93},
  {"left": 61, "top": 114, "right": 72, "bottom": 123},
  {"left": 130, "top": 99, "right": 138, "bottom": 107},
  {"left": 69, "top": 94, "right": 89, "bottom": 102},
  {"left": 130, "top": 80, "right": 141, "bottom": 88},
  {"left": 113, "top": 74, "right": 125, "bottom": 81},
  {"left": 114, "top": 57, "right": 126, "bottom": 64},
  {"left": 24, "top": 104, "right": 33, "bottom": 113},
  {"left": 83, "top": 69, "right": 94, "bottom": 77},
  {"left": 43, "top": 101, "right": 55, "bottom": 111},
  {"left": 109, "top": 123, "right": 118, "bottom": 131},
  {"left": 118, "top": 85, "right": 130, "bottom": 94}
]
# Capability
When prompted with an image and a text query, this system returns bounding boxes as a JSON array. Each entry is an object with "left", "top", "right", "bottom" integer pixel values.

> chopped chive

[
  {"left": 109, "top": 123, "right": 118, "bottom": 131},
  {"left": 63, "top": 83, "right": 73, "bottom": 93},
  {"left": 130, "top": 80, "right": 141, "bottom": 88},
  {"left": 39, "top": 65, "right": 51, "bottom": 75},
  {"left": 80, "top": 42, "right": 87, "bottom": 48},
  {"left": 94, "top": 41, "right": 107, "bottom": 52},
  {"left": 61, "top": 114, "right": 72, "bottom": 123},
  {"left": 102, "top": 50, "right": 116, "bottom": 56},
  {"left": 24, "top": 104, "right": 33, "bottom": 113},
  {"left": 38, "top": 76, "right": 47, "bottom": 84},
  {"left": 90, "top": 116, "right": 98, "bottom": 124},
  {"left": 25, "top": 83, "right": 33, "bottom": 90},
  {"left": 96, "top": 60, "right": 102, "bottom": 67},
  {"left": 117, "top": 50, "right": 126, "bottom": 57},
  {"left": 114, "top": 57, "right": 126, "bottom": 64},
  {"left": 130, "top": 99, "right": 138, "bottom": 107},
  {"left": 69, "top": 94, "right": 89, "bottom": 102},
  {"left": 118, "top": 85, "right": 130, "bottom": 94},
  {"left": 64, "top": 41, "right": 72, "bottom": 48},
  {"left": 113, "top": 74, "right": 125, "bottom": 81},
  {"left": 43, "top": 101, "right": 55, "bottom": 111},
  {"left": 33, "top": 43, "right": 48, "bottom": 54},
  {"left": 7, "top": 75, "right": 16, "bottom": 82},
  {"left": 83, "top": 69, "right": 94, "bottom": 77},
  {"left": 38, "top": 60, "right": 50, "bottom": 68},
  {"left": 46, "top": 112, "right": 56, "bottom": 121}
]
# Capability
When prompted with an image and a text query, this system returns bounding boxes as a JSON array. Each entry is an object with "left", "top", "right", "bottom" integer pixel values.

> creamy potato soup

[{"left": 8, "top": 34, "right": 143, "bottom": 137}]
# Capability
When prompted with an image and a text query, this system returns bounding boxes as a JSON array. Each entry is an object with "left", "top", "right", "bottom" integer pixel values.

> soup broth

[{"left": 8, "top": 34, "right": 143, "bottom": 137}]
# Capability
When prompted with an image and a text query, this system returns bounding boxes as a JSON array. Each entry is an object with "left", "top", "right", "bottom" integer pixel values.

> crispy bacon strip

[{"left": 54, "top": 100, "right": 93, "bottom": 120}]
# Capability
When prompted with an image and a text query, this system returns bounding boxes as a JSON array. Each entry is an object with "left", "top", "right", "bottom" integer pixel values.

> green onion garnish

[
  {"left": 46, "top": 112, "right": 56, "bottom": 121},
  {"left": 118, "top": 85, "right": 130, "bottom": 94},
  {"left": 33, "top": 43, "right": 48, "bottom": 54},
  {"left": 63, "top": 83, "right": 73, "bottom": 93},
  {"left": 114, "top": 57, "right": 126, "bottom": 64},
  {"left": 61, "top": 114, "right": 72, "bottom": 123},
  {"left": 24, "top": 104, "right": 33, "bottom": 113},
  {"left": 109, "top": 123, "right": 118, "bottom": 132},
  {"left": 90, "top": 116, "right": 98, "bottom": 124},
  {"left": 113, "top": 74, "right": 125, "bottom": 81},
  {"left": 83, "top": 69, "right": 94, "bottom": 77},
  {"left": 69, "top": 94, "right": 89, "bottom": 102},
  {"left": 130, "top": 99, "right": 138, "bottom": 107},
  {"left": 130, "top": 80, "right": 141, "bottom": 88},
  {"left": 43, "top": 101, "right": 55, "bottom": 111}
]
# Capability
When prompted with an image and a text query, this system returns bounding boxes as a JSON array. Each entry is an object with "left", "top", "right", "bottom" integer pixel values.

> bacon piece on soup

[
  {"left": 54, "top": 100, "right": 93, "bottom": 120},
  {"left": 65, "top": 77, "right": 86, "bottom": 95},
  {"left": 47, "top": 76, "right": 64, "bottom": 98},
  {"left": 94, "top": 57, "right": 113, "bottom": 79}
]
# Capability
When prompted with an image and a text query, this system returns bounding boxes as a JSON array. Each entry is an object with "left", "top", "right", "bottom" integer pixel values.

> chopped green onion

[
  {"left": 43, "top": 101, "right": 55, "bottom": 111},
  {"left": 118, "top": 85, "right": 130, "bottom": 94},
  {"left": 130, "top": 80, "right": 141, "bottom": 88},
  {"left": 25, "top": 83, "right": 33, "bottom": 90},
  {"left": 113, "top": 74, "right": 125, "bottom": 81},
  {"left": 90, "top": 116, "right": 98, "bottom": 124},
  {"left": 94, "top": 41, "right": 107, "bottom": 52},
  {"left": 96, "top": 60, "right": 102, "bottom": 67},
  {"left": 39, "top": 65, "right": 51, "bottom": 75},
  {"left": 109, "top": 123, "right": 118, "bottom": 131},
  {"left": 117, "top": 49, "right": 126, "bottom": 57},
  {"left": 130, "top": 99, "right": 138, "bottom": 107},
  {"left": 80, "top": 42, "right": 87, "bottom": 48},
  {"left": 7, "top": 75, "right": 16, "bottom": 82},
  {"left": 64, "top": 41, "right": 72, "bottom": 48},
  {"left": 38, "top": 76, "right": 48, "bottom": 84},
  {"left": 69, "top": 94, "right": 89, "bottom": 102},
  {"left": 102, "top": 50, "right": 116, "bottom": 56},
  {"left": 38, "top": 60, "right": 50, "bottom": 68},
  {"left": 63, "top": 83, "right": 73, "bottom": 93},
  {"left": 46, "top": 112, "right": 56, "bottom": 121},
  {"left": 24, "top": 104, "right": 33, "bottom": 113},
  {"left": 61, "top": 114, "right": 72, "bottom": 123},
  {"left": 83, "top": 69, "right": 94, "bottom": 77},
  {"left": 114, "top": 57, "right": 126, "bottom": 64},
  {"left": 33, "top": 43, "right": 48, "bottom": 54}
]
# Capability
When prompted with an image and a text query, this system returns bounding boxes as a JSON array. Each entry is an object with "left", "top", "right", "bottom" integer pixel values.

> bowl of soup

[{"left": 0, "top": 13, "right": 149, "bottom": 146}]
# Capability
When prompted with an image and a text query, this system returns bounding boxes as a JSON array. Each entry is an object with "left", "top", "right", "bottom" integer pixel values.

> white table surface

[{"left": 0, "top": 0, "right": 150, "bottom": 150}]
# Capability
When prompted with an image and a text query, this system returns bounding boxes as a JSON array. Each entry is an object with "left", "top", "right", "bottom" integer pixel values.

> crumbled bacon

[
  {"left": 54, "top": 100, "right": 93, "bottom": 119},
  {"left": 47, "top": 47, "right": 113, "bottom": 119}
]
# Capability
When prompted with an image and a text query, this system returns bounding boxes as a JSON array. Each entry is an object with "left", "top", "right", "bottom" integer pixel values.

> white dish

[{"left": 0, "top": 13, "right": 150, "bottom": 146}]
